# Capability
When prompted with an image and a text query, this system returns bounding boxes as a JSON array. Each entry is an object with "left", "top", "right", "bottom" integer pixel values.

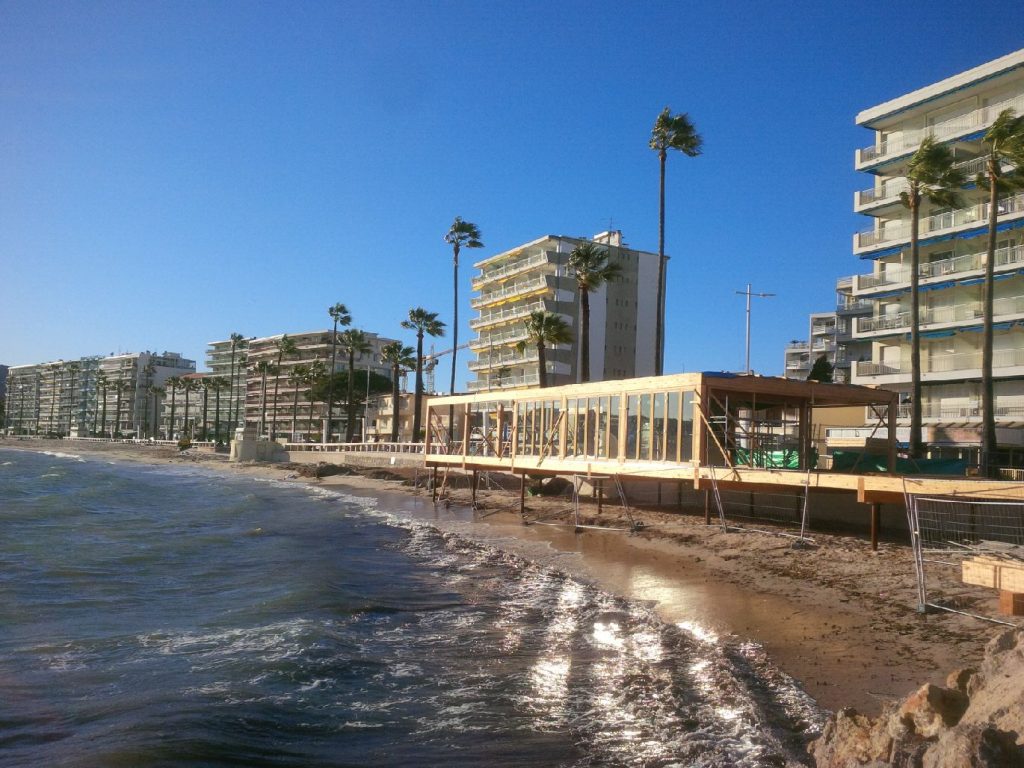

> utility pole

[{"left": 736, "top": 283, "right": 775, "bottom": 374}]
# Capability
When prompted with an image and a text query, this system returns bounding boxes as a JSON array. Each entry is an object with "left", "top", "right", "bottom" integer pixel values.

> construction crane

[{"left": 422, "top": 343, "right": 470, "bottom": 394}]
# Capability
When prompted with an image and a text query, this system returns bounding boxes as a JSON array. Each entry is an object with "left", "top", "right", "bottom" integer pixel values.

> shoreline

[{"left": 2, "top": 438, "right": 1001, "bottom": 716}]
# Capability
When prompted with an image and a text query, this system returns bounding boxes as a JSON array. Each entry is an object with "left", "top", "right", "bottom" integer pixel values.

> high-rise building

[
  {"left": 784, "top": 278, "right": 873, "bottom": 384},
  {"left": 849, "top": 49, "right": 1024, "bottom": 456},
  {"left": 205, "top": 336, "right": 252, "bottom": 436},
  {"left": 469, "top": 230, "right": 660, "bottom": 391},
  {"left": 96, "top": 351, "right": 196, "bottom": 438}
]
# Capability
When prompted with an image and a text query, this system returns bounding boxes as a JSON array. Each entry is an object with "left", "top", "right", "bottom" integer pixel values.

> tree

[
  {"left": 112, "top": 379, "right": 129, "bottom": 438},
  {"left": 305, "top": 359, "right": 327, "bottom": 439},
  {"left": 444, "top": 217, "right": 484, "bottom": 399},
  {"left": 899, "top": 135, "right": 965, "bottom": 459},
  {"left": 253, "top": 361, "right": 275, "bottom": 437},
  {"left": 65, "top": 362, "right": 81, "bottom": 435},
  {"left": 207, "top": 377, "right": 229, "bottom": 445},
  {"left": 288, "top": 363, "right": 310, "bottom": 441},
  {"left": 149, "top": 386, "right": 165, "bottom": 438},
  {"left": 270, "top": 334, "right": 298, "bottom": 440},
  {"left": 650, "top": 107, "right": 702, "bottom": 376},
  {"left": 567, "top": 241, "right": 622, "bottom": 382},
  {"left": 165, "top": 376, "right": 182, "bottom": 439},
  {"left": 227, "top": 332, "right": 248, "bottom": 434},
  {"left": 517, "top": 311, "right": 573, "bottom": 388},
  {"left": 325, "top": 303, "right": 352, "bottom": 442},
  {"left": 339, "top": 329, "right": 372, "bottom": 442},
  {"left": 380, "top": 340, "right": 416, "bottom": 442},
  {"left": 182, "top": 377, "right": 198, "bottom": 440},
  {"left": 199, "top": 378, "right": 210, "bottom": 440},
  {"left": 976, "top": 108, "right": 1024, "bottom": 476},
  {"left": 401, "top": 307, "right": 446, "bottom": 443},
  {"left": 95, "top": 372, "right": 108, "bottom": 437},
  {"left": 807, "top": 355, "right": 834, "bottom": 383}
]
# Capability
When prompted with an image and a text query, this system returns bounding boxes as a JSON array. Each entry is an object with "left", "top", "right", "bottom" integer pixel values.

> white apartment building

[
  {"left": 243, "top": 329, "right": 398, "bottom": 441},
  {"left": 849, "top": 49, "right": 1024, "bottom": 454},
  {"left": 784, "top": 278, "right": 873, "bottom": 384},
  {"left": 205, "top": 336, "right": 251, "bottom": 436},
  {"left": 469, "top": 230, "right": 660, "bottom": 391},
  {"left": 97, "top": 351, "right": 196, "bottom": 438}
]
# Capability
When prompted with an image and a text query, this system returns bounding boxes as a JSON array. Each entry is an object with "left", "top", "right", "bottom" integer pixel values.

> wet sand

[{"left": 3, "top": 437, "right": 1001, "bottom": 715}]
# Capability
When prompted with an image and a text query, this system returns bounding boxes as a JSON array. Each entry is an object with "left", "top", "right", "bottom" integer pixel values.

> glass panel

[
  {"left": 596, "top": 397, "right": 607, "bottom": 458},
  {"left": 666, "top": 391, "right": 680, "bottom": 461},
  {"left": 587, "top": 397, "right": 598, "bottom": 457},
  {"left": 548, "top": 400, "right": 561, "bottom": 456},
  {"left": 639, "top": 394, "right": 652, "bottom": 460},
  {"left": 652, "top": 393, "right": 665, "bottom": 461},
  {"left": 681, "top": 391, "right": 694, "bottom": 461},
  {"left": 608, "top": 396, "right": 619, "bottom": 459},
  {"left": 626, "top": 395, "right": 639, "bottom": 459}
]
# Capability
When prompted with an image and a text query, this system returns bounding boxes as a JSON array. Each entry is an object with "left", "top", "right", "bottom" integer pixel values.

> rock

[
  {"left": 899, "top": 683, "right": 969, "bottom": 738},
  {"left": 947, "top": 668, "right": 977, "bottom": 694},
  {"left": 809, "top": 708, "right": 893, "bottom": 767},
  {"left": 922, "top": 726, "right": 1024, "bottom": 768}
]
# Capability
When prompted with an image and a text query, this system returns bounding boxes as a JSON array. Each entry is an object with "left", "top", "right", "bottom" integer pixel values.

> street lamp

[{"left": 735, "top": 283, "right": 775, "bottom": 374}]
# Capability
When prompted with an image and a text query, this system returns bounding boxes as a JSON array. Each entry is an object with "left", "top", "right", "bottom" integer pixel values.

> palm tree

[
  {"left": 567, "top": 240, "right": 622, "bottom": 382},
  {"left": 517, "top": 311, "right": 573, "bottom": 388},
  {"left": 65, "top": 362, "right": 81, "bottom": 435},
  {"left": 325, "top": 303, "right": 352, "bottom": 443},
  {"left": 444, "top": 217, "right": 484, "bottom": 400},
  {"left": 165, "top": 376, "right": 182, "bottom": 439},
  {"left": 977, "top": 108, "right": 1024, "bottom": 475},
  {"left": 288, "top": 364, "right": 310, "bottom": 441},
  {"left": 207, "top": 377, "right": 229, "bottom": 445},
  {"left": 254, "top": 361, "right": 277, "bottom": 437},
  {"left": 199, "top": 378, "right": 210, "bottom": 440},
  {"left": 112, "top": 379, "right": 129, "bottom": 438},
  {"left": 339, "top": 329, "right": 372, "bottom": 442},
  {"left": 650, "top": 107, "right": 702, "bottom": 376},
  {"left": 306, "top": 359, "right": 326, "bottom": 439},
  {"left": 149, "top": 386, "right": 165, "bottom": 438},
  {"left": 226, "top": 332, "right": 247, "bottom": 434},
  {"left": 899, "top": 136, "right": 964, "bottom": 459},
  {"left": 47, "top": 363, "right": 61, "bottom": 435},
  {"left": 94, "top": 371, "right": 108, "bottom": 436},
  {"left": 182, "top": 377, "right": 198, "bottom": 440},
  {"left": 380, "top": 341, "right": 416, "bottom": 442},
  {"left": 270, "top": 334, "right": 298, "bottom": 440},
  {"left": 401, "top": 307, "right": 446, "bottom": 443}
]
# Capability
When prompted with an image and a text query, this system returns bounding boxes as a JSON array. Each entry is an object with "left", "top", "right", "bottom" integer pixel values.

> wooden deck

[{"left": 424, "top": 372, "right": 1024, "bottom": 504}]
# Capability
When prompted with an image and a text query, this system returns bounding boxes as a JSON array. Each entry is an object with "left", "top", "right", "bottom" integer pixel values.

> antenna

[{"left": 735, "top": 283, "right": 775, "bottom": 374}]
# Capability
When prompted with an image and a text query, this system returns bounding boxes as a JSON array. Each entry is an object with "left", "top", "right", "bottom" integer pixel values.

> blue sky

[{"left": 2, "top": 1, "right": 1023, "bottom": 384}]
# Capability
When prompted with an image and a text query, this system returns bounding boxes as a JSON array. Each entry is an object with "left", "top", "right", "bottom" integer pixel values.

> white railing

[
  {"left": 468, "top": 348, "right": 549, "bottom": 371},
  {"left": 857, "top": 311, "right": 913, "bottom": 333},
  {"left": 469, "top": 327, "right": 531, "bottom": 350},
  {"left": 468, "top": 371, "right": 541, "bottom": 390},
  {"left": 857, "top": 93, "right": 1024, "bottom": 165},
  {"left": 470, "top": 299, "right": 548, "bottom": 330},
  {"left": 856, "top": 190, "right": 1024, "bottom": 250},
  {"left": 470, "top": 275, "right": 551, "bottom": 308},
  {"left": 472, "top": 252, "right": 550, "bottom": 288},
  {"left": 284, "top": 441, "right": 425, "bottom": 454},
  {"left": 855, "top": 346, "right": 1024, "bottom": 378},
  {"left": 855, "top": 243, "right": 1024, "bottom": 291},
  {"left": 854, "top": 157, "right": 992, "bottom": 207}
]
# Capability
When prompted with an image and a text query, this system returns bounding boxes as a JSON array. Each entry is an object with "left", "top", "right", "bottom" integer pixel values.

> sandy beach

[{"left": 1, "top": 437, "right": 1002, "bottom": 717}]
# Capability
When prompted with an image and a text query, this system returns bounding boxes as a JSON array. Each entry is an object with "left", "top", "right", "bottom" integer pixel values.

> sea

[{"left": 0, "top": 448, "right": 825, "bottom": 767}]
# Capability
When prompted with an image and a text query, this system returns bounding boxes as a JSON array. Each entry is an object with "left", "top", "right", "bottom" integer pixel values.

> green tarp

[
  {"left": 830, "top": 450, "right": 967, "bottom": 476},
  {"left": 733, "top": 448, "right": 816, "bottom": 470}
]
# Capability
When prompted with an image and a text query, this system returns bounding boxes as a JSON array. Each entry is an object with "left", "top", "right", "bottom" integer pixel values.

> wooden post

[
  {"left": 704, "top": 488, "right": 711, "bottom": 525},
  {"left": 519, "top": 474, "right": 527, "bottom": 521},
  {"left": 597, "top": 479, "right": 603, "bottom": 515},
  {"left": 497, "top": 404, "right": 505, "bottom": 458},
  {"left": 678, "top": 480, "right": 684, "bottom": 509},
  {"left": 870, "top": 502, "right": 881, "bottom": 551},
  {"left": 431, "top": 466, "right": 438, "bottom": 503},
  {"left": 887, "top": 393, "right": 898, "bottom": 473}
]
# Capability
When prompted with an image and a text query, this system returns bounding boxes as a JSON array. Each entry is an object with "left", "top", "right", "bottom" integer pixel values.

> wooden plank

[
  {"left": 962, "top": 558, "right": 1024, "bottom": 593},
  {"left": 999, "top": 591, "right": 1024, "bottom": 616}
]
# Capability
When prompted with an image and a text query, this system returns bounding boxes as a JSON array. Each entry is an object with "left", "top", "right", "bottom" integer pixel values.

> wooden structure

[{"left": 424, "top": 372, "right": 1024, "bottom": 508}]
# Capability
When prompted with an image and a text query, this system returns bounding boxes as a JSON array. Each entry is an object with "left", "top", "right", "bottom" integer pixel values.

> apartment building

[
  {"left": 96, "top": 351, "right": 196, "bottom": 438},
  {"left": 205, "top": 336, "right": 251, "bottom": 437},
  {"left": 469, "top": 230, "right": 659, "bottom": 391},
  {"left": 4, "top": 364, "right": 41, "bottom": 434},
  {"left": 849, "top": 49, "right": 1024, "bottom": 454},
  {"left": 784, "top": 278, "right": 873, "bottom": 384},
  {"left": 243, "top": 329, "right": 398, "bottom": 441}
]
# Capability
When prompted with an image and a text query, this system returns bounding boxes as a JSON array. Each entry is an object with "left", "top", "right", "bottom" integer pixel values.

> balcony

[
  {"left": 468, "top": 348, "right": 541, "bottom": 371},
  {"left": 855, "top": 93, "right": 1024, "bottom": 169},
  {"left": 469, "top": 299, "right": 549, "bottom": 331},
  {"left": 853, "top": 346, "right": 1024, "bottom": 383},
  {"left": 854, "top": 157, "right": 991, "bottom": 211},
  {"left": 855, "top": 191, "right": 1024, "bottom": 253},
  {"left": 468, "top": 372, "right": 541, "bottom": 391},
  {"left": 853, "top": 243, "right": 1024, "bottom": 296},
  {"left": 472, "top": 252, "right": 551, "bottom": 289},
  {"left": 469, "top": 327, "right": 531, "bottom": 350},
  {"left": 470, "top": 275, "right": 552, "bottom": 309}
]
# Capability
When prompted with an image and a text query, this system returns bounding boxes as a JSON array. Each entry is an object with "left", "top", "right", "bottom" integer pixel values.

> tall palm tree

[
  {"left": 94, "top": 371, "right": 108, "bottom": 436},
  {"left": 401, "top": 307, "right": 446, "bottom": 443},
  {"left": 227, "top": 332, "right": 247, "bottom": 434},
  {"left": 567, "top": 240, "right": 623, "bottom": 382},
  {"left": 977, "top": 108, "right": 1024, "bottom": 475},
  {"left": 339, "top": 329, "right": 372, "bottom": 442},
  {"left": 306, "top": 359, "right": 326, "bottom": 439},
  {"left": 270, "top": 335, "right": 298, "bottom": 440},
  {"left": 380, "top": 341, "right": 416, "bottom": 442},
  {"left": 899, "top": 136, "right": 964, "bottom": 459},
  {"left": 326, "top": 303, "right": 352, "bottom": 443},
  {"left": 182, "top": 377, "right": 198, "bottom": 440},
  {"left": 207, "top": 377, "right": 229, "bottom": 445},
  {"left": 112, "top": 379, "right": 129, "bottom": 438},
  {"left": 65, "top": 362, "right": 81, "bottom": 435},
  {"left": 253, "top": 361, "right": 274, "bottom": 437},
  {"left": 517, "top": 311, "right": 573, "bottom": 388},
  {"left": 149, "top": 386, "right": 165, "bottom": 439},
  {"left": 444, "top": 217, "right": 484, "bottom": 400},
  {"left": 47, "top": 363, "right": 61, "bottom": 435},
  {"left": 650, "top": 107, "right": 702, "bottom": 376},
  {"left": 199, "top": 378, "right": 210, "bottom": 440},
  {"left": 165, "top": 376, "right": 182, "bottom": 439},
  {"left": 288, "top": 364, "right": 310, "bottom": 441}
]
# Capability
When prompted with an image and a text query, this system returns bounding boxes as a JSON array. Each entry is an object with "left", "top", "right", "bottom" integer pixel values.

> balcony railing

[
  {"left": 857, "top": 93, "right": 1024, "bottom": 166},
  {"left": 467, "top": 348, "right": 545, "bottom": 371},
  {"left": 469, "top": 327, "right": 531, "bottom": 350},
  {"left": 472, "top": 252, "right": 551, "bottom": 289},
  {"left": 470, "top": 299, "right": 548, "bottom": 330},
  {"left": 854, "top": 157, "right": 991, "bottom": 208},
  {"left": 855, "top": 346, "right": 1024, "bottom": 378},
  {"left": 855, "top": 243, "right": 1024, "bottom": 293},
  {"left": 468, "top": 372, "right": 541, "bottom": 390},
  {"left": 855, "top": 190, "right": 1024, "bottom": 250},
  {"left": 470, "top": 275, "right": 551, "bottom": 309}
]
